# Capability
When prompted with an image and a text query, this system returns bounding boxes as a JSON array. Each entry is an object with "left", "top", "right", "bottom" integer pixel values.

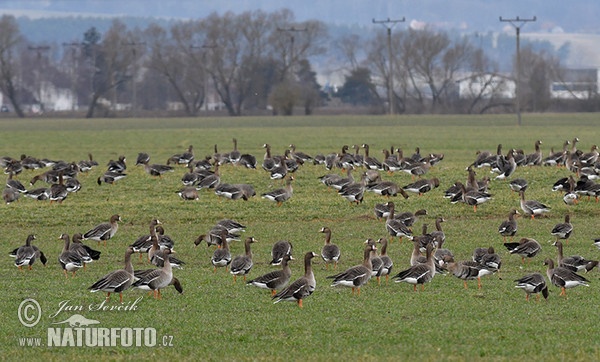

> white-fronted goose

[
  {"left": 70, "top": 233, "right": 101, "bottom": 269},
  {"left": 519, "top": 190, "right": 550, "bottom": 219},
  {"left": 551, "top": 214, "right": 573, "bottom": 244},
  {"left": 319, "top": 226, "right": 341, "bottom": 270},
  {"left": 217, "top": 219, "right": 246, "bottom": 235},
  {"left": 329, "top": 168, "right": 354, "bottom": 191},
  {"left": 6, "top": 172, "right": 26, "bottom": 193},
  {"left": 270, "top": 240, "right": 293, "bottom": 266},
  {"left": 167, "top": 145, "right": 194, "bottom": 166},
  {"left": 368, "top": 180, "right": 409, "bottom": 198},
  {"left": 504, "top": 237, "right": 541, "bottom": 264},
  {"left": 524, "top": 140, "right": 543, "bottom": 166},
  {"left": 107, "top": 155, "right": 127, "bottom": 172},
  {"left": 214, "top": 183, "right": 246, "bottom": 200},
  {"left": 88, "top": 247, "right": 134, "bottom": 303},
  {"left": 58, "top": 234, "right": 84, "bottom": 278},
  {"left": 211, "top": 229, "right": 232, "bottom": 272},
  {"left": 514, "top": 273, "right": 549, "bottom": 301},
  {"left": 234, "top": 183, "right": 256, "bottom": 199},
  {"left": 130, "top": 219, "right": 161, "bottom": 261},
  {"left": 49, "top": 172, "right": 68, "bottom": 204},
  {"left": 542, "top": 140, "right": 569, "bottom": 166},
  {"left": 97, "top": 170, "right": 127, "bottom": 185},
  {"left": 261, "top": 176, "right": 293, "bottom": 206},
  {"left": 328, "top": 244, "right": 375, "bottom": 295},
  {"left": 365, "top": 239, "right": 383, "bottom": 283},
  {"left": 430, "top": 217, "right": 446, "bottom": 247},
  {"left": 13, "top": 234, "right": 47, "bottom": 270},
  {"left": 24, "top": 187, "right": 49, "bottom": 201},
  {"left": 361, "top": 144, "right": 383, "bottom": 170},
  {"left": 402, "top": 177, "right": 440, "bottom": 196},
  {"left": 553, "top": 241, "right": 598, "bottom": 273},
  {"left": 239, "top": 153, "right": 257, "bottom": 169},
  {"left": 132, "top": 249, "right": 174, "bottom": 299},
  {"left": 385, "top": 201, "right": 413, "bottom": 242},
  {"left": 454, "top": 181, "right": 492, "bottom": 212},
  {"left": 447, "top": 260, "right": 481, "bottom": 289},
  {"left": 273, "top": 251, "right": 317, "bottom": 308},
  {"left": 229, "top": 138, "right": 241, "bottom": 164},
  {"left": 248, "top": 254, "right": 293, "bottom": 296},
  {"left": 178, "top": 186, "right": 199, "bottom": 200},
  {"left": 509, "top": 178, "right": 528, "bottom": 193},
  {"left": 545, "top": 258, "right": 589, "bottom": 297},
  {"left": 393, "top": 243, "right": 435, "bottom": 291},
  {"left": 262, "top": 143, "right": 276, "bottom": 172},
  {"left": 134, "top": 269, "right": 183, "bottom": 295},
  {"left": 338, "top": 173, "right": 367, "bottom": 204},
  {"left": 77, "top": 153, "right": 99, "bottom": 172},
  {"left": 138, "top": 158, "right": 174, "bottom": 177},
  {"left": 149, "top": 228, "right": 184, "bottom": 269},
  {"left": 498, "top": 209, "right": 519, "bottom": 242},
  {"left": 377, "top": 238, "right": 393, "bottom": 283},
  {"left": 494, "top": 149, "right": 517, "bottom": 180},
  {"left": 289, "top": 144, "right": 312, "bottom": 164},
  {"left": 579, "top": 144, "right": 599, "bottom": 167},
  {"left": 3, "top": 187, "right": 19, "bottom": 204},
  {"left": 395, "top": 209, "right": 428, "bottom": 229},
  {"left": 83, "top": 214, "right": 121, "bottom": 246},
  {"left": 230, "top": 237, "right": 257, "bottom": 283}
]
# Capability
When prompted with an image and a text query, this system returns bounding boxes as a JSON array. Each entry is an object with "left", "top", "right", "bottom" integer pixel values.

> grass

[{"left": 2, "top": 113, "right": 600, "bottom": 360}]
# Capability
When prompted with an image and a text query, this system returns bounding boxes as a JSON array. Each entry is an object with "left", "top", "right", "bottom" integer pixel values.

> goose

[
  {"left": 377, "top": 238, "right": 393, "bottom": 283},
  {"left": 373, "top": 203, "right": 391, "bottom": 221},
  {"left": 289, "top": 144, "right": 312, "bottom": 164},
  {"left": 261, "top": 176, "right": 293, "bottom": 206},
  {"left": 519, "top": 190, "right": 550, "bottom": 219},
  {"left": 270, "top": 240, "right": 293, "bottom": 266},
  {"left": 214, "top": 183, "right": 246, "bottom": 201},
  {"left": 402, "top": 177, "right": 440, "bottom": 196},
  {"left": 130, "top": 219, "right": 161, "bottom": 261},
  {"left": 149, "top": 230, "right": 184, "bottom": 269},
  {"left": 167, "top": 145, "right": 194, "bottom": 166},
  {"left": 318, "top": 172, "right": 343, "bottom": 187},
  {"left": 393, "top": 243, "right": 436, "bottom": 291},
  {"left": 65, "top": 178, "right": 81, "bottom": 193},
  {"left": 77, "top": 153, "right": 99, "bottom": 172},
  {"left": 430, "top": 216, "right": 446, "bottom": 247},
  {"left": 514, "top": 273, "right": 549, "bottom": 301},
  {"left": 471, "top": 246, "right": 502, "bottom": 287},
  {"left": 404, "top": 159, "right": 432, "bottom": 179},
  {"left": 194, "top": 225, "right": 240, "bottom": 248},
  {"left": 238, "top": 153, "right": 257, "bottom": 169},
  {"left": 248, "top": 254, "right": 293, "bottom": 296},
  {"left": 328, "top": 244, "right": 375, "bottom": 295},
  {"left": 97, "top": 170, "right": 127, "bottom": 185},
  {"left": 216, "top": 219, "right": 246, "bottom": 235},
  {"left": 273, "top": 251, "right": 317, "bottom": 308},
  {"left": 329, "top": 168, "right": 354, "bottom": 191},
  {"left": 454, "top": 181, "right": 492, "bottom": 212},
  {"left": 6, "top": 172, "right": 26, "bottom": 193},
  {"left": 230, "top": 237, "right": 257, "bottom": 283},
  {"left": 385, "top": 201, "right": 413, "bottom": 242},
  {"left": 83, "top": 214, "right": 121, "bottom": 246},
  {"left": 195, "top": 164, "right": 221, "bottom": 189},
  {"left": 211, "top": 229, "right": 232, "bottom": 272},
  {"left": 544, "top": 258, "right": 589, "bottom": 297},
  {"left": 562, "top": 175, "right": 578, "bottom": 205},
  {"left": 509, "top": 178, "right": 528, "bottom": 193},
  {"left": 338, "top": 173, "right": 367, "bottom": 204},
  {"left": 469, "top": 149, "right": 493, "bottom": 169},
  {"left": 235, "top": 183, "right": 256, "bottom": 200},
  {"left": 524, "top": 140, "right": 543, "bottom": 166},
  {"left": 367, "top": 180, "right": 409, "bottom": 198},
  {"left": 13, "top": 234, "right": 47, "bottom": 270},
  {"left": 498, "top": 209, "right": 519, "bottom": 242},
  {"left": 107, "top": 155, "right": 127, "bottom": 172},
  {"left": 137, "top": 158, "right": 174, "bottom": 177},
  {"left": 365, "top": 239, "right": 384, "bottom": 283},
  {"left": 58, "top": 234, "right": 84, "bottom": 278},
  {"left": 2, "top": 187, "right": 19, "bottom": 204},
  {"left": 395, "top": 209, "right": 428, "bottom": 229},
  {"left": 133, "top": 270, "right": 183, "bottom": 295},
  {"left": 177, "top": 186, "right": 199, "bottom": 200},
  {"left": 553, "top": 241, "right": 598, "bottom": 273},
  {"left": 261, "top": 143, "right": 276, "bottom": 172},
  {"left": 381, "top": 149, "right": 404, "bottom": 174},
  {"left": 268, "top": 154, "right": 288, "bottom": 181},
  {"left": 494, "top": 149, "right": 517, "bottom": 179},
  {"left": 336, "top": 145, "right": 355, "bottom": 171},
  {"left": 319, "top": 226, "right": 341, "bottom": 270},
  {"left": 361, "top": 144, "right": 383, "bottom": 170},
  {"left": 542, "top": 140, "right": 569, "bottom": 166},
  {"left": 70, "top": 233, "right": 101, "bottom": 269},
  {"left": 23, "top": 187, "right": 49, "bottom": 200},
  {"left": 229, "top": 138, "right": 241, "bottom": 164},
  {"left": 579, "top": 144, "right": 599, "bottom": 167},
  {"left": 132, "top": 249, "right": 174, "bottom": 299},
  {"left": 504, "top": 237, "right": 541, "bottom": 264},
  {"left": 551, "top": 214, "right": 573, "bottom": 244},
  {"left": 49, "top": 172, "right": 68, "bottom": 204}
]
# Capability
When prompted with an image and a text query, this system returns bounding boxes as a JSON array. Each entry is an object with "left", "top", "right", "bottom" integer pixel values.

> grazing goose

[
  {"left": 544, "top": 258, "right": 589, "bottom": 297},
  {"left": 509, "top": 178, "right": 528, "bottom": 193},
  {"left": 319, "top": 226, "right": 341, "bottom": 270},
  {"left": 469, "top": 149, "right": 493, "bottom": 169},
  {"left": 385, "top": 201, "right": 413, "bottom": 242},
  {"left": 261, "top": 176, "right": 293, "bottom": 206},
  {"left": 402, "top": 177, "right": 440, "bottom": 196},
  {"left": 137, "top": 158, "right": 174, "bottom": 177},
  {"left": 519, "top": 190, "right": 550, "bottom": 219},
  {"left": 230, "top": 237, "right": 257, "bottom": 283},
  {"left": 77, "top": 153, "right": 99, "bottom": 172},
  {"left": 368, "top": 180, "right": 408, "bottom": 198},
  {"left": 58, "top": 234, "right": 84, "bottom": 278},
  {"left": 24, "top": 187, "right": 49, "bottom": 201},
  {"left": 211, "top": 229, "right": 232, "bottom": 272},
  {"left": 107, "top": 155, "right": 127, "bottom": 172},
  {"left": 13, "top": 234, "right": 47, "bottom": 270},
  {"left": 97, "top": 170, "right": 127, "bottom": 185},
  {"left": 214, "top": 183, "right": 246, "bottom": 201},
  {"left": 3, "top": 187, "right": 19, "bottom": 204},
  {"left": 217, "top": 219, "right": 246, "bottom": 235},
  {"left": 551, "top": 214, "right": 573, "bottom": 244},
  {"left": 88, "top": 247, "right": 134, "bottom": 303},
  {"left": 553, "top": 241, "right": 598, "bottom": 273},
  {"left": 393, "top": 243, "right": 436, "bottom": 291},
  {"left": 328, "top": 244, "right": 375, "bottom": 295},
  {"left": 167, "top": 145, "right": 194, "bottom": 166},
  {"left": 130, "top": 219, "right": 161, "bottom": 261},
  {"left": 361, "top": 144, "right": 383, "bottom": 170},
  {"left": 132, "top": 249, "right": 174, "bottom": 299},
  {"left": 270, "top": 240, "right": 293, "bottom": 266},
  {"left": 377, "top": 238, "right": 393, "bottom": 283},
  {"left": 543, "top": 140, "right": 569, "bottom": 166},
  {"left": 49, "top": 172, "right": 68, "bottom": 204},
  {"left": 514, "top": 273, "right": 549, "bottom": 301},
  {"left": 6, "top": 172, "right": 26, "bottom": 193},
  {"left": 454, "top": 181, "right": 492, "bottom": 212},
  {"left": 289, "top": 144, "right": 312, "bottom": 164},
  {"left": 395, "top": 209, "right": 428, "bottom": 229},
  {"left": 498, "top": 209, "right": 519, "bottom": 242},
  {"left": 178, "top": 186, "right": 199, "bottom": 200},
  {"left": 447, "top": 260, "right": 481, "bottom": 289},
  {"left": 70, "top": 233, "right": 101, "bottom": 269},
  {"left": 319, "top": 172, "right": 343, "bottom": 188},
  {"left": 273, "top": 251, "right": 317, "bottom": 308},
  {"left": 234, "top": 183, "right": 256, "bottom": 199},
  {"left": 83, "top": 214, "right": 121, "bottom": 246},
  {"left": 338, "top": 173, "right": 367, "bottom": 204},
  {"left": 579, "top": 144, "right": 599, "bottom": 167},
  {"left": 494, "top": 149, "right": 517, "bottom": 180},
  {"left": 504, "top": 237, "right": 542, "bottom": 264},
  {"left": 329, "top": 168, "right": 355, "bottom": 191},
  {"left": 248, "top": 254, "right": 293, "bottom": 296}
]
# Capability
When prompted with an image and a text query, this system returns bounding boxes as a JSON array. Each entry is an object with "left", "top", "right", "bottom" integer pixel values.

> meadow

[{"left": 2, "top": 113, "right": 600, "bottom": 361}]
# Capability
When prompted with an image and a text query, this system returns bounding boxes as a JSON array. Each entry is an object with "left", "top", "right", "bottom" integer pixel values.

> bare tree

[
  {"left": 0, "top": 15, "right": 25, "bottom": 117},
  {"left": 518, "top": 45, "right": 561, "bottom": 112}
]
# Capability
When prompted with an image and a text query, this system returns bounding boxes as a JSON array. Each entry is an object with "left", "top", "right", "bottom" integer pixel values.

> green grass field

[{"left": 2, "top": 113, "right": 600, "bottom": 360}]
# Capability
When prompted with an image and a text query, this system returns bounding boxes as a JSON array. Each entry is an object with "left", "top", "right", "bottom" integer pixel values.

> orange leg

[{"left": 297, "top": 299, "right": 303, "bottom": 308}]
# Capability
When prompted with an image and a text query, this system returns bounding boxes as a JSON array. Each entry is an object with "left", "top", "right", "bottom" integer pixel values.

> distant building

[{"left": 550, "top": 68, "right": 599, "bottom": 99}]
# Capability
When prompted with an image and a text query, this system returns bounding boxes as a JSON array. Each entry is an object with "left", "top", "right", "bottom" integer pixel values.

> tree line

[{"left": 0, "top": 10, "right": 597, "bottom": 118}]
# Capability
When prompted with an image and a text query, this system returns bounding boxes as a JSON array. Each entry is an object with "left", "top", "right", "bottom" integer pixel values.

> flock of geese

[{"left": 5, "top": 136, "right": 600, "bottom": 307}]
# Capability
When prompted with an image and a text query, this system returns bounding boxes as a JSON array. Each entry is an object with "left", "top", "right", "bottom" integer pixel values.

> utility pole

[
  {"left": 63, "top": 42, "right": 81, "bottom": 111},
  {"left": 28, "top": 45, "right": 51, "bottom": 112},
  {"left": 499, "top": 16, "right": 536, "bottom": 126},
  {"left": 372, "top": 17, "right": 405, "bottom": 115},
  {"left": 276, "top": 26, "right": 308, "bottom": 80},
  {"left": 123, "top": 42, "right": 145, "bottom": 117},
  {"left": 191, "top": 43, "right": 218, "bottom": 112}
]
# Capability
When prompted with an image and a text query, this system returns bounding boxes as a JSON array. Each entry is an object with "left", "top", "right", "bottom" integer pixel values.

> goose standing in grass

[
  {"left": 402, "top": 177, "right": 440, "bottom": 196},
  {"left": 361, "top": 143, "right": 383, "bottom": 170},
  {"left": 328, "top": 244, "right": 376, "bottom": 295},
  {"left": 553, "top": 241, "right": 598, "bottom": 273},
  {"left": 377, "top": 238, "right": 393, "bottom": 284},
  {"left": 385, "top": 201, "right": 413, "bottom": 243},
  {"left": 289, "top": 144, "right": 312, "bottom": 164},
  {"left": 211, "top": 229, "right": 232, "bottom": 272},
  {"left": 6, "top": 172, "right": 26, "bottom": 194},
  {"left": 88, "top": 247, "right": 135, "bottom": 303},
  {"left": 365, "top": 239, "right": 383, "bottom": 284},
  {"left": 525, "top": 140, "right": 543, "bottom": 166},
  {"left": 248, "top": 254, "right": 293, "bottom": 296},
  {"left": 58, "top": 234, "right": 84, "bottom": 278},
  {"left": 262, "top": 143, "right": 276, "bottom": 172},
  {"left": 494, "top": 149, "right": 517, "bottom": 180},
  {"left": 49, "top": 172, "right": 68, "bottom": 204},
  {"left": 319, "top": 226, "right": 341, "bottom": 270},
  {"left": 261, "top": 176, "right": 293, "bottom": 206},
  {"left": 107, "top": 155, "right": 127, "bottom": 173},
  {"left": 270, "top": 240, "right": 293, "bottom": 266},
  {"left": 545, "top": 258, "right": 589, "bottom": 297},
  {"left": 83, "top": 214, "right": 121, "bottom": 246},
  {"left": 519, "top": 190, "right": 551, "bottom": 219},
  {"left": 132, "top": 249, "right": 174, "bottom": 299},
  {"left": 70, "top": 233, "right": 101, "bottom": 269},
  {"left": 498, "top": 209, "right": 519, "bottom": 242},
  {"left": 447, "top": 260, "right": 481, "bottom": 289},
  {"left": 13, "top": 234, "right": 47, "bottom": 270},
  {"left": 338, "top": 172, "right": 367, "bottom": 204},
  {"left": 551, "top": 214, "right": 574, "bottom": 244},
  {"left": 3, "top": 187, "right": 19, "bottom": 204},
  {"left": 504, "top": 237, "right": 542, "bottom": 264},
  {"left": 562, "top": 175, "right": 578, "bottom": 205},
  {"left": 229, "top": 138, "right": 241, "bottom": 164},
  {"left": 178, "top": 186, "right": 199, "bottom": 200},
  {"left": 137, "top": 157, "right": 174, "bottom": 177},
  {"left": 273, "top": 251, "right": 317, "bottom": 308},
  {"left": 395, "top": 209, "right": 428, "bottom": 229},
  {"left": 130, "top": 219, "right": 161, "bottom": 261},
  {"left": 542, "top": 140, "right": 569, "bottom": 166},
  {"left": 97, "top": 170, "right": 127, "bottom": 185},
  {"left": 514, "top": 273, "right": 549, "bottom": 301},
  {"left": 367, "top": 180, "right": 408, "bottom": 198},
  {"left": 393, "top": 243, "right": 436, "bottom": 291},
  {"left": 454, "top": 181, "right": 492, "bottom": 212},
  {"left": 509, "top": 178, "right": 528, "bottom": 193},
  {"left": 230, "top": 237, "right": 257, "bottom": 283}
]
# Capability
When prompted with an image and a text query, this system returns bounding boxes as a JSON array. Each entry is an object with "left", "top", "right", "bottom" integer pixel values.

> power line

[
  {"left": 499, "top": 16, "right": 537, "bottom": 126},
  {"left": 277, "top": 26, "right": 308, "bottom": 79},
  {"left": 372, "top": 17, "right": 405, "bottom": 115}
]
